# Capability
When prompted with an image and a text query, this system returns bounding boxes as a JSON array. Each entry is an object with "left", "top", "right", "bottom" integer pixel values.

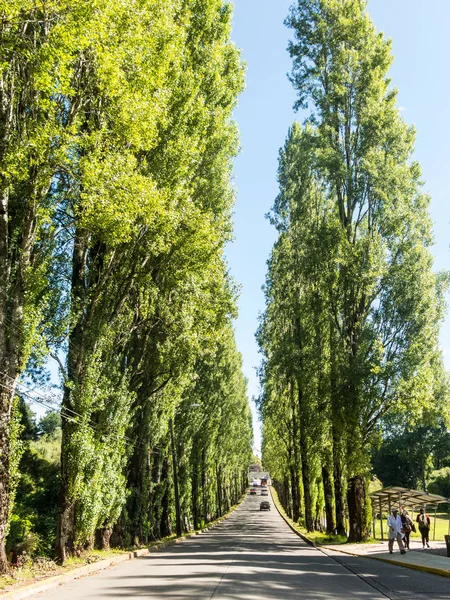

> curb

[
  {"left": 1, "top": 496, "right": 245, "bottom": 599},
  {"left": 270, "top": 488, "right": 450, "bottom": 580},
  {"left": 320, "top": 544, "right": 450, "bottom": 579},
  {"left": 1, "top": 551, "right": 138, "bottom": 600}
]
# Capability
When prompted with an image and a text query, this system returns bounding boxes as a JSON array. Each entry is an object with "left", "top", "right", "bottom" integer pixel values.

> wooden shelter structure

[{"left": 370, "top": 486, "right": 450, "bottom": 541}]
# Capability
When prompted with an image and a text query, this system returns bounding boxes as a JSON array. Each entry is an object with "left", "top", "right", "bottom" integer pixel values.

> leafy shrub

[{"left": 6, "top": 515, "right": 40, "bottom": 559}]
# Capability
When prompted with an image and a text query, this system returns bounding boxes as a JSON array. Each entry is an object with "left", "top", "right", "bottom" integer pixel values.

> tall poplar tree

[
  {"left": 1, "top": 0, "right": 250, "bottom": 569},
  {"left": 260, "top": 0, "right": 448, "bottom": 542},
  {"left": 55, "top": 0, "right": 245, "bottom": 561},
  {"left": 0, "top": 0, "right": 99, "bottom": 572}
]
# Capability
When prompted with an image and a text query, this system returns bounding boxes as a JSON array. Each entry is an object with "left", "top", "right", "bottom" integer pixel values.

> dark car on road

[
  {"left": 260, "top": 501, "right": 271, "bottom": 511},
  {"left": 249, "top": 488, "right": 257, "bottom": 495}
]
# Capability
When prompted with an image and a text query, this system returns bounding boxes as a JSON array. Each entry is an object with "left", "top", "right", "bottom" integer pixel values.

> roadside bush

[
  {"left": 6, "top": 409, "right": 61, "bottom": 561},
  {"left": 6, "top": 515, "right": 40, "bottom": 561}
]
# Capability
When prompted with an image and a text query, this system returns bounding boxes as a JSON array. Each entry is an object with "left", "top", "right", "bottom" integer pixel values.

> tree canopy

[
  {"left": 0, "top": 0, "right": 252, "bottom": 571},
  {"left": 258, "top": 0, "right": 449, "bottom": 542}
]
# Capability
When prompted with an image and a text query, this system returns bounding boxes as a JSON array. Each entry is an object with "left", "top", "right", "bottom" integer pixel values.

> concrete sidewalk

[{"left": 322, "top": 539, "right": 450, "bottom": 578}]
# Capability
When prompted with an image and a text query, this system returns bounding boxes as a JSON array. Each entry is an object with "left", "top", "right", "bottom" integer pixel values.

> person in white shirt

[{"left": 387, "top": 508, "right": 406, "bottom": 554}]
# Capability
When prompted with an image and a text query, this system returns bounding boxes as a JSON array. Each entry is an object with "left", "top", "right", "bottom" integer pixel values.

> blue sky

[{"left": 228, "top": 0, "right": 450, "bottom": 453}]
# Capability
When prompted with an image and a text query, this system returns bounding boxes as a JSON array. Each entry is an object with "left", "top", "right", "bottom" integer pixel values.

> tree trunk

[
  {"left": 0, "top": 189, "right": 39, "bottom": 572},
  {"left": 55, "top": 500, "right": 75, "bottom": 562},
  {"left": 150, "top": 453, "right": 164, "bottom": 541},
  {"left": 160, "top": 456, "right": 171, "bottom": 538},
  {"left": 111, "top": 515, "right": 125, "bottom": 548},
  {"left": 56, "top": 228, "right": 91, "bottom": 562},
  {"left": 298, "top": 388, "right": 314, "bottom": 532},
  {"left": 201, "top": 449, "right": 209, "bottom": 522},
  {"left": 301, "top": 460, "right": 314, "bottom": 532},
  {"left": 234, "top": 472, "right": 239, "bottom": 504},
  {"left": 126, "top": 413, "right": 151, "bottom": 546},
  {"left": 347, "top": 475, "right": 369, "bottom": 542},
  {"left": 279, "top": 476, "right": 292, "bottom": 518},
  {"left": 191, "top": 446, "right": 200, "bottom": 530},
  {"left": 0, "top": 387, "right": 12, "bottom": 573},
  {"left": 289, "top": 464, "right": 301, "bottom": 523},
  {"left": 332, "top": 429, "right": 346, "bottom": 536},
  {"left": 333, "top": 462, "right": 346, "bottom": 536},
  {"left": 216, "top": 465, "right": 222, "bottom": 517},
  {"left": 322, "top": 465, "right": 335, "bottom": 534},
  {"left": 0, "top": 190, "right": 12, "bottom": 574},
  {"left": 169, "top": 418, "right": 182, "bottom": 537},
  {"left": 56, "top": 407, "right": 77, "bottom": 563},
  {"left": 95, "top": 527, "right": 112, "bottom": 550}
]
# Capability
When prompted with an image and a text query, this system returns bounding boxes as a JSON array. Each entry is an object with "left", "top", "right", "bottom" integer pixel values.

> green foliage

[
  {"left": 5, "top": 515, "right": 38, "bottom": 558},
  {"left": 7, "top": 409, "right": 61, "bottom": 558},
  {"left": 372, "top": 410, "right": 450, "bottom": 492},
  {"left": 428, "top": 468, "right": 450, "bottom": 498},
  {"left": 8, "top": 398, "right": 25, "bottom": 533},
  {"left": 259, "top": 0, "right": 449, "bottom": 543},
  {"left": 1, "top": 0, "right": 250, "bottom": 566},
  {"left": 38, "top": 412, "right": 62, "bottom": 437}
]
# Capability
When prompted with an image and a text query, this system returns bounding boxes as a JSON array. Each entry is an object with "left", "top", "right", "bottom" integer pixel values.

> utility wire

[
  {"left": 0, "top": 272, "right": 144, "bottom": 445},
  {"left": 0, "top": 374, "right": 159, "bottom": 455}
]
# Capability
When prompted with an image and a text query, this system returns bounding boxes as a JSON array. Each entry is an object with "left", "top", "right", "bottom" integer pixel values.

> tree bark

[
  {"left": 150, "top": 452, "right": 163, "bottom": 541},
  {"left": 289, "top": 464, "right": 301, "bottom": 523},
  {"left": 56, "top": 228, "right": 89, "bottom": 562},
  {"left": 160, "top": 456, "right": 171, "bottom": 538},
  {"left": 125, "top": 406, "right": 151, "bottom": 546},
  {"left": 347, "top": 475, "right": 369, "bottom": 542},
  {"left": 322, "top": 465, "right": 335, "bottom": 534},
  {"left": 298, "top": 387, "right": 314, "bottom": 532},
  {"left": 333, "top": 460, "right": 346, "bottom": 536},
  {"left": 95, "top": 527, "right": 112, "bottom": 550},
  {"left": 201, "top": 449, "right": 208, "bottom": 522},
  {"left": 216, "top": 465, "right": 222, "bottom": 517},
  {"left": 0, "top": 190, "right": 41, "bottom": 571},
  {"left": 170, "top": 418, "right": 182, "bottom": 537},
  {"left": 191, "top": 442, "right": 200, "bottom": 530},
  {"left": 0, "top": 383, "right": 15, "bottom": 573}
]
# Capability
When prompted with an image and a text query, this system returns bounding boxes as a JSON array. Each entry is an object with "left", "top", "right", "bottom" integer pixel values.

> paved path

[
  {"left": 322, "top": 539, "right": 450, "bottom": 577},
  {"left": 32, "top": 493, "right": 450, "bottom": 599}
]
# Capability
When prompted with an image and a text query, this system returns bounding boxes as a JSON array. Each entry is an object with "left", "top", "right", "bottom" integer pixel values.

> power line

[{"left": 0, "top": 374, "right": 159, "bottom": 455}]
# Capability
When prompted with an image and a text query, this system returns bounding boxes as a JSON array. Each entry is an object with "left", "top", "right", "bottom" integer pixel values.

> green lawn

[
  {"left": 270, "top": 487, "right": 450, "bottom": 545},
  {"left": 372, "top": 508, "right": 450, "bottom": 542}
]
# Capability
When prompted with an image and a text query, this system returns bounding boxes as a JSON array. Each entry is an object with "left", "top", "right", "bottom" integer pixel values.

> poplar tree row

[
  {"left": 258, "top": 0, "right": 448, "bottom": 542},
  {"left": 0, "top": 0, "right": 252, "bottom": 571}
]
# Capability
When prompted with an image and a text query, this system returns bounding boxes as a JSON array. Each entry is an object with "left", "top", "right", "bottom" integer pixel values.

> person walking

[
  {"left": 400, "top": 509, "right": 414, "bottom": 550},
  {"left": 388, "top": 508, "right": 406, "bottom": 554},
  {"left": 416, "top": 508, "right": 431, "bottom": 548}
]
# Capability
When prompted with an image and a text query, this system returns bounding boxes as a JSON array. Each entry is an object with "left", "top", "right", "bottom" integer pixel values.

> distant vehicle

[
  {"left": 261, "top": 478, "right": 268, "bottom": 486},
  {"left": 260, "top": 501, "right": 271, "bottom": 511},
  {"left": 250, "top": 488, "right": 257, "bottom": 495},
  {"left": 261, "top": 489, "right": 268, "bottom": 496}
]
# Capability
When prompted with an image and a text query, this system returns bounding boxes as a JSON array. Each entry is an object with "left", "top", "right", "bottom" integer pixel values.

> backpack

[{"left": 418, "top": 514, "right": 429, "bottom": 529}]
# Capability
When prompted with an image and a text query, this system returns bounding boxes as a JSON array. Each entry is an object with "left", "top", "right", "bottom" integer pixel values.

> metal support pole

[
  {"left": 169, "top": 417, "right": 182, "bottom": 538},
  {"left": 388, "top": 495, "right": 392, "bottom": 540},
  {"left": 433, "top": 505, "right": 437, "bottom": 541},
  {"left": 379, "top": 497, "right": 384, "bottom": 540}
]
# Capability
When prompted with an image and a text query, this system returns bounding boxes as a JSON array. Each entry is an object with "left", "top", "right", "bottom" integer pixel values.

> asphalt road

[{"left": 32, "top": 493, "right": 450, "bottom": 599}]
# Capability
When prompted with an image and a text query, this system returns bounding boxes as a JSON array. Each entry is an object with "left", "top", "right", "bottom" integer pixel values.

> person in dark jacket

[
  {"left": 400, "top": 509, "right": 414, "bottom": 550},
  {"left": 416, "top": 508, "right": 431, "bottom": 548}
]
